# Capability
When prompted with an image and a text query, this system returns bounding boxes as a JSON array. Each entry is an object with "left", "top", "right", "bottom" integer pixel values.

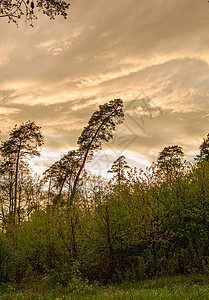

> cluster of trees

[
  {"left": 0, "top": 98, "right": 209, "bottom": 287},
  {"left": 0, "top": 121, "right": 43, "bottom": 227}
]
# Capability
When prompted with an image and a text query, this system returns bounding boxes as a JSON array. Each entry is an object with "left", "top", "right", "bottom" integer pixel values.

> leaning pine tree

[{"left": 70, "top": 98, "right": 124, "bottom": 203}]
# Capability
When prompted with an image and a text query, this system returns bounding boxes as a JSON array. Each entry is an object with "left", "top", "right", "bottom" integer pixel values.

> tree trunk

[
  {"left": 70, "top": 149, "right": 89, "bottom": 203},
  {"left": 71, "top": 109, "right": 117, "bottom": 202},
  {"left": 105, "top": 205, "right": 115, "bottom": 277},
  {"left": 13, "top": 145, "right": 21, "bottom": 225},
  {"left": 48, "top": 177, "right": 52, "bottom": 206},
  {"left": 71, "top": 218, "right": 77, "bottom": 259},
  {"left": 9, "top": 172, "right": 14, "bottom": 215},
  {"left": 18, "top": 174, "right": 22, "bottom": 225},
  {"left": 0, "top": 198, "right": 5, "bottom": 231}
]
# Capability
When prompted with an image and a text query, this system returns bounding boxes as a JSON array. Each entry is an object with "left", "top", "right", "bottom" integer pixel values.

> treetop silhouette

[
  {"left": 199, "top": 133, "right": 209, "bottom": 161},
  {"left": 0, "top": 0, "right": 70, "bottom": 25},
  {"left": 157, "top": 145, "right": 184, "bottom": 178},
  {"left": 108, "top": 155, "right": 130, "bottom": 186},
  {"left": 0, "top": 120, "right": 44, "bottom": 224},
  {"left": 71, "top": 98, "right": 124, "bottom": 201}
]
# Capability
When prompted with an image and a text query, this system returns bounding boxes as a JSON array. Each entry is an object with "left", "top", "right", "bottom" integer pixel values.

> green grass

[{"left": 1, "top": 275, "right": 209, "bottom": 299}]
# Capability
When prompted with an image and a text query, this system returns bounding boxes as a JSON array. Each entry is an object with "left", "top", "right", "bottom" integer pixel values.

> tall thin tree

[
  {"left": 70, "top": 98, "right": 124, "bottom": 202},
  {"left": 108, "top": 155, "right": 130, "bottom": 186},
  {"left": 0, "top": 121, "right": 44, "bottom": 224}
]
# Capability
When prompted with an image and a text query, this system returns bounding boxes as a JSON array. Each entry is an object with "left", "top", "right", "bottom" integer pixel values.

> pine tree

[
  {"left": 70, "top": 98, "right": 124, "bottom": 202},
  {"left": 0, "top": 121, "right": 43, "bottom": 224},
  {"left": 157, "top": 145, "right": 184, "bottom": 179},
  {"left": 43, "top": 149, "right": 87, "bottom": 205},
  {"left": 199, "top": 133, "right": 209, "bottom": 161},
  {"left": 108, "top": 155, "right": 130, "bottom": 186}
]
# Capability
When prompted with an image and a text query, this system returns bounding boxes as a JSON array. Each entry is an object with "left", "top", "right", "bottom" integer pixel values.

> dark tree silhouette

[
  {"left": 70, "top": 98, "right": 124, "bottom": 202},
  {"left": 199, "top": 133, "right": 209, "bottom": 161},
  {"left": 157, "top": 145, "right": 184, "bottom": 177},
  {"left": 0, "top": 151, "right": 16, "bottom": 218},
  {"left": 43, "top": 149, "right": 89, "bottom": 205},
  {"left": 0, "top": 121, "right": 43, "bottom": 224},
  {"left": 108, "top": 155, "right": 130, "bottom": 186},
  {"left": 0, "top": 0, "right": 70, "bottom": 25}
]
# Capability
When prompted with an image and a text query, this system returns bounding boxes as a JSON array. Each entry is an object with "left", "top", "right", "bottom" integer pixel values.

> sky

[{"left": 0, "top": 0, "right": 209, "bottom": 177}]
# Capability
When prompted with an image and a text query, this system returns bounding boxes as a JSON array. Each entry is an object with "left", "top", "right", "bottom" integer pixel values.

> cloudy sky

[{"left": 0, "top": 0, "right": 209, "bottom": 176}]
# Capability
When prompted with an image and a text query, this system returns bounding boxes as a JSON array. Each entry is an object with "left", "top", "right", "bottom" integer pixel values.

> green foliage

[
  {"left": 1, "top": 158, "right": 209, "bottom": 287},
  {"left": 69, "top": 261, "right": 90, "bottom": 292},
  {"left": 3, "top": 159, "right": 209, "bottom": 285},
  {"left": 0, "top": 234, "right": 11, "bottom": 282},
  {"left": 1, "top": 275, "right": 209, "bottom": 299},
  {"left": 1, "top": 121, "right": 209, "bottom": 292}
]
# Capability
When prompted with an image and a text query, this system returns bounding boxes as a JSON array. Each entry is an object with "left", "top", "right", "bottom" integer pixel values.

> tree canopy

[
  {"left": 0, "top": 0, "right": 70, "bottom": 25},
  {"left": 199, "top": 133, "right": 209, "bottom": 161},
  {"left": 71, "top": 98, "right": 124, "bottom": 201},
  {"left": 108, "top": 155, "right": 130, "bottom": 185},
  {"left": 157, "top": 145, "right": 184, "bottom": 178},
  {"left": 1, "top": 120, "right": 209, "bottom": 290},
  {"left": 0, "top": 121, "right": 43, "bottom": 224}
]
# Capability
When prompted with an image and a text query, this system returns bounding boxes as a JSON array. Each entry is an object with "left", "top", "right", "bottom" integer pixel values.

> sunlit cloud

[
  {"left": 37, "top": 39, "right": 72, "bottom": 56},
  {"left": 36, "top": 24, "right": 86, "bottom": 56},
  {"left": 0, "top": 0, "right": 209, "bottom": 174},
  {"left": 0, "top": 107, "right": 20, "bottom": 115}
]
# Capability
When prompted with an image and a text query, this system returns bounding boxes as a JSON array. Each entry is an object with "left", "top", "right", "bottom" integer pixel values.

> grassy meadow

[{"left": 1, "top": 275, "right": 209, "bottom": 299}]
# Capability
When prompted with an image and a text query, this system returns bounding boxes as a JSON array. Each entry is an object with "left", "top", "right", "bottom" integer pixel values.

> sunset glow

[{"left": 1, "top": 0, "right": 209, "bottom": 176}]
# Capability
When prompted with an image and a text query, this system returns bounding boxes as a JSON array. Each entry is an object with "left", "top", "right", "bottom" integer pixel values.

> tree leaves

[
  {"left": 71, "top": 99, "right": 124, "bottom": 201},
  {"left": 199, "top": 133, "right": 209, "bottom": 161},
  {"left": 108, "top": 155, "right": 130, "bottom": 185},
  {"left": 157, "top": 145, "right": 184, "bottom": 179},
  {"left": 0, "top": 0, "right": 70, "bottom": 26},
  {"left": 1, "top": 121, "right": 44, "bottom": 158},
  {"left": 77, "top": 99, "right": 124, "bottom": 151}
]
